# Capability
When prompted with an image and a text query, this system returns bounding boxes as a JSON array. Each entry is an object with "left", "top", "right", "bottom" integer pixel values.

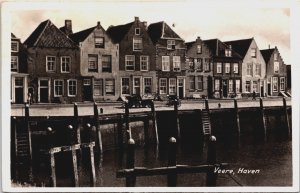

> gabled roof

[
  {"left": 24, "top": 19, "right": 77, "bottom": 48},
  {"left": 260, "top": 48, "right": 275, "bottom": 64},
  {"left": 148, "top": 21, "right": 183, "bottom": 44},
  {"left": 11, "top": 33, "right": 17, "bottom": 39},
  {"left": 69, "top": 26, "right": 96, "bottom": 45},
  {"left": 224, "top": 38, "right": 253, "bottom": 58},
  {"left": 203, "top": 38, "right": 242, "bottom": 59},
  {"left": 106, "top": 22, "right": 134, "bottom": 43}
]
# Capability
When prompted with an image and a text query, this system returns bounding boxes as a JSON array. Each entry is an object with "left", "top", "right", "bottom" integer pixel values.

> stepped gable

[
  {"left": 204, "top": 38, "right": 242, "bottom": 59},
  {"left": 223, "top": 38, "right": 253, "bottom": 58},
  {"left": 260, "top": 48, "right": 275, "bottom": 64},
  {"left": 148, "top": 21, "right": 183, "bottom": 44},
  {"left": 24, "top": 19, "right": 77, "bottom": 48},
  {"left": 69, "top": 26, "right": 96, "bottom": 45},
  {"left": 106, "top": 22, "right": 134, "bottom": 43}
]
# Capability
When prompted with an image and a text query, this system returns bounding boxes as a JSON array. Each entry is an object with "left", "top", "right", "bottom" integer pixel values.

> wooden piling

[
  {"left": 206, "top": 135, "right": 217, "bottom": 186},
  {"left": 150, "top": 101, "right": 159, "bottom": 145},
  {"left": 74, "top": 103, "right": 81, "bottom": 144},
  {"left": 94, "top": 102, "right": 103, "bottom": 154},
  {"left": 143, "top": 118, "right": 150, "bottom": 147},
  {"left": 49, "top": 151, "right": 57, "bottom": 187},
  {"left": 25, "top": 104, "right": 33, "bottom": 161},
  {"left": 124, "top": 102, "right": 130, "bottom": 140},
  {"left": 71, "top": 147, "right": 79, "bottom": 187},
  {"left": 167, "top": 137, "right": 177, "bottom": 187},
  {"left": 283, "top": 97, "right": 291, "bottom": 138},
  {"left": 11, "top": 117, "right": 17, "bottom": 180},
  {"left": 117, "top": 114, "right": 124, "bottom": 149},
  {"left": 174, "top": 101, "right": 181, "bottom": 140},
  {"left": 126, "top": 138, "right": 136, "bottom": 187},
  {"left": 234, "top": 99, "right": 240, "bottom": 138},
  {"left": 205, "top": 99, "right": 209, "bottom": 111},
  {"left": 89, "top": 143, "right": 96, "bottom": 186},
  {"left": 259, "top": 98, "right": 267, "bottom": 141}
]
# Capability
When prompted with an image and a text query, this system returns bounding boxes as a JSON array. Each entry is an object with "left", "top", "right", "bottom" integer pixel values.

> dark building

[
  {"left": 148, "top": 21, "right": 186, "bottom": 99},
  {"left": 24, "top": 19, "right": 81, "bottom": 103},
  {"left": 107, "top": 17, "right": 157, "bottom": 97},
  {"left": 286, "top": 64, "right": 291, "bottom": 92},
  {"left": 261, "top": 46, "right": 287, "bottom": 96},
  {"left": 204, "top": 39, "right": 243, "bottom": 98},
  {"left": 11, "top": 33, "right": 29, "bottom": 103}
]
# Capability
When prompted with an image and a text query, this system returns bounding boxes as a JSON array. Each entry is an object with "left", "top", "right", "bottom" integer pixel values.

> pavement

[{"left": 10, "top": 97, "right": 291, "bottom": 117}]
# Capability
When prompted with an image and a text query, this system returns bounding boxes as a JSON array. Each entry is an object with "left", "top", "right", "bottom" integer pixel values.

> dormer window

[
  {"left": 225, "top": 49, "right": 232, "bottom": 57},
  {"left": 135, "top": 28, "right": 140, "bottom": 35},
  {"left": 95, "top": 37, "right": 104, "bottom": 48},
  {"left": 133, "top": 38, "right": 142, "bottom": 51},
  {"left": 167, "top": 40, "right": 175, "bottom": 50},
  {"left": 11, "top": 41, "right": 19, "bottom": 52},
  {"left": 251, "top": 48, "right": 256, "bottom": 58},
  {"left": 197, "top": 45, "right": 202, "bottom": 54}
]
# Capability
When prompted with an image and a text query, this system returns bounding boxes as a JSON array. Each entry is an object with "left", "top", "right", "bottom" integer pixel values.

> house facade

[
  {"left": 225, "top": 38, "right": 266, "bottom": 97},
  {"left": 148, "top": 22, "right": 186, "bottom": 99},
  {"left": 69, "top": 21, "right": 120, "bottom": 101},
  {"left": 11, "top": 33, "right": 29, "bottom": 104},
  {"left": 24, "top": 20, "right": 81, "bottom": 103},
  {"left": 261, "top": 46, "right": 287, "bottom": 96},
  {"left": 204, "top": 39, "right": 243, "bottom": 98},
  {"left": 185, "top": 37, "right": 213, "bottom": 98},
  {"left": 107, "top": 17, "right": 157, "bottom": 97}
]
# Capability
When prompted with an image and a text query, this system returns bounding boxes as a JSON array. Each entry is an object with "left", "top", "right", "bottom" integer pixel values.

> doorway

[
  {"left": 177, "top": 78, "right": 184, "bottom": 99},
  {"left": 133, "top": 77, "right": 141, "bottom": 96},
  {"left": 39, "top": 79, "right": 49, "bottom": 103},
  {"left": 222, "top": 80, "right": 228, "bottom": 98},
  {"left": 15, "top": 77, "right": 24, "bottom": 104},
  {"left": 83, "top": 79, "right": 93, "bottom": 101},
  {"left": 268, "top": 83, "right": 271, "bottom": 96}
]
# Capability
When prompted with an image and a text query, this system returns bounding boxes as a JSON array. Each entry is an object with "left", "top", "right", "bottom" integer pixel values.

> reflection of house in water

[{"left": 11, "top": 33, "right": 29, "bottom": 104}]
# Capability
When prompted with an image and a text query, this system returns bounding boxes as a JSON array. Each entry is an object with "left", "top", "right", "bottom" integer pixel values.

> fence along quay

[{"left": 10, "top": 98, "right": 291, "bottom": 186}]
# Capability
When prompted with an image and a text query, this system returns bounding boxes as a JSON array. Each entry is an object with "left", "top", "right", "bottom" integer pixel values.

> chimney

[
  {"left": 64, "top": 19, "right": 73, "bottom": 35},
  {"left": 143, "top": 21, "right": 147, "bottom": 27},
  {"left": 269, "top": 44, "right": 270, "bottom": 49},
  {"left": 134, "top": 16, "right": 139, "bottom": 22},
  {"left": 197, "top": 36, "right": 201, "bottom": 42},
  {"left": 97, "top": 21, "right": 101, "bottom": 29}
]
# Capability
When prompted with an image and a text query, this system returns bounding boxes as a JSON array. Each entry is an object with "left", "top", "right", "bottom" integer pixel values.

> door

[
  {"left": 261, "top": 86, "right": 264, "bottom": 97},
  {"left": 133, "top": 77, "right": 141, "bottom": 96},
  {"left": 177, "top": 78, "right": 184, "bottom": 99},
  {"left": 15, "top": 77, "right": 24, "bottom": 104},
  {"left": 83, "top": 79, "right": 93, "bottom": 101},
  {"left": 222, "top": 80, "right": 228, "bottom": 98},
  {"left": 268, "top": 83, "right": 271, "bottom": 96},
  {"left": 39, "top": 79, "right": 49, "bottom": 103}
]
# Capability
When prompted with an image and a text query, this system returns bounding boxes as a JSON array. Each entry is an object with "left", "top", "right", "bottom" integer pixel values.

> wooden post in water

[
  {"left": 71, "top": 145, "right": 79, "bottom": 187},
  {"left": 49, "top": 150, "right": 57, "bottom": 187},
  {"left": 117, "top": 114, "right": 124, "bottom": 149},
  {"left": 167, "top": 137, "right": 177, "bottom": 187},
  {"left": 94, "top": 102, "right": 103, "bottom": 154},
  {"left": 174, "top": 100, "right": 181, "bottom": 140},
  {"left": 259, "top": 98, "right": 267, "bottom": 141},
  {"left": 124, "top": 102, "right": 130, "bottom": 140},
  {"left": 126, "top": 138, "right": 136, "bottom": 187},
  {"left": 11, "top": 117, "right": 17, "bottom": 180},
  {"left": 205, "top": 99, "right": 209, "bottom": 111},
  {"left": 25, "top": 104, "right": 33, "bottom": 161},
  {"left": 74, "top": 103, "right": 81, "bottom": 144},
  {"left": 150, "top": 101, "right": 159, "bottom": 145},
  {"left": 89, "top": 142, "right": 96, "bottom": 186},
  {"left": 282, "top": 97, "right": 291, "bottom": 138},
  {"left": 206, "top": 135, "right": 217, "bottom": 186},
  {"left": 234, "top": 99, "right": 240, "bottom": 138},
  {"left": 143, "top": 117, "right": 150, "bottom": 147}
]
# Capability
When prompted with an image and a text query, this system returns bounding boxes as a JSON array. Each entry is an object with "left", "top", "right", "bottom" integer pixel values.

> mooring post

[
  {"left": 89, "top": 142, "right": 96, "bottom": 186},
  {"left": 124, "top": 102, "right": 130, "bottom": 140},
  {"left": 49, "top": 150, "right": 57, "bottom": 187},
  {"left": 150, "top": 101, "right": 159, "bottom": 145},
  {"left": 167, "top": 137, "right": 177, "bottom": 187},
  {"left": 174, "top": 101, "right": 181, "bottom": 141},
  {"left": 71, "top": 146, "right": 79, "bottom": 187},
  {"left": 234, "top": 99, "right": 240, "bottom": 138},
  {"left": 74, "top": 103, "right": 81, "bottom": 144},
  {"left": 259, "top": 98, "right": 267, "bottom": 141},
  {"left": 206, "top": 135, "right": 217, "bottom": 186},
  {"left": 117, "top": 114, "right": 124, "bottom": 149},
  {"left": 143, "top": 117, "right": 150, "bottom": 147},
  {"left": 126, "top": 138, "right": 136, "bottom": 187},
  {"left": 94, "top": 102, "right": 103, "bottom": 154},
  {"left": 282, "top": 97, "right": 291, "bottom": 138}
]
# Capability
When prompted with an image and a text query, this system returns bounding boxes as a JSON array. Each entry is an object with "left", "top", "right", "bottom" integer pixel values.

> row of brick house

[{"left": 10, "top": 17, "right": 290, "bottom": 104}]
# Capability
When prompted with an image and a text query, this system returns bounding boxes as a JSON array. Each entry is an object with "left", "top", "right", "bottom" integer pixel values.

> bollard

[
  {"left": 234, "top": 99, "right": 240, "bottom": 139},
  {"left": 167, "top": 137, "right": 177, "bottom": 187},
  {"left": 150, "top": 101, "right": 159, "bottom": 145},
  {"left": 73, "top": 103, "right": 81, "bottom": 144},
  {"left": 174, "top": 101, "right": 181, "bottom": 141},
  {"left": 126, "top": 138, "right": 136, "bottom": 187},
  {"left": 259, "top": 98, "right": 267, "bottom": 141},
  {"left": 94, "top": 102, "right": 103, "bottom": 154},
  {"left": 283, "top": 98, "right": 291, "bottom": 138},
  {"left": 206, "top": 136, "right": 217, "bottom": 186}
]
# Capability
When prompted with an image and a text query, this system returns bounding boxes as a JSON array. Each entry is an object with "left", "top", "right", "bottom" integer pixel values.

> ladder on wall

[{"left": 201, "top": 109, "right": 212, "bottom": 136}]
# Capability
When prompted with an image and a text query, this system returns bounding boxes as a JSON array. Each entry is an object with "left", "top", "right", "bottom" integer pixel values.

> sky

[{"left": 10, "top": 0, "right": 291, "bottom": 64}]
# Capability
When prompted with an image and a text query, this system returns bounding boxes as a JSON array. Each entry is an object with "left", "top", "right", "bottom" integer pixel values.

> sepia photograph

[{"left": 1, "top": 0, "right": 299, "bottom": 192}]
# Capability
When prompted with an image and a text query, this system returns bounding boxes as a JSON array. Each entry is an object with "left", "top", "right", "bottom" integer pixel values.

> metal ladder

[
  {"left": 201, "top": 109, "right": 211, "bottom": 136},
  {"left": 15, "top": 124, "right": 31, "bottom": 164}
]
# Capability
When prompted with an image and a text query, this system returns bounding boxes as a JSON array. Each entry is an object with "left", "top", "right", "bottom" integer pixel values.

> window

[
  {"left": 274, "top": 62, "right": 279, "bottom": 73},
  {"left": 188, "top": 58, "right": 194, "bottom": 70},
  {"left": 215, "top": 79, "right": 220, "bottom": 91},
  {"left": 135, "top": 28, "right": 140, "bottom": 35},
  {"left": 95, "top": 37, "right": 104, "bottom": 48},
  {"left": 280, "top": 77, "right": 285, "bottom": 91},
  {"left": 236, "top": 79, "right": 240, "bottom": 93},
  {"left": 274, "top": 53, "right": 278, "bottom": 61},
  {"left": 247, "top": 63, "right": 252, "bottom": 76},
  {"left": 225, "top": 63, "right": 230, "bottom": 73},
  {"left": 11, "top": 41, "right": 18, "bottom": 52},
  {"left": 54, "top": 80, "right": 63, "bottom": 97},
  {"left": 159, "top": 78, "right": 167, "bottom": 94},
  {"left": 125, "top": 55, "right": 135, "bottom": 71},
  {"left": 15, "top": 77, "right": 23, "bottom": 87},
  {"left": 144, "top": 77, "right": 152, "bottom": 94},
  {"left": 197, "top": 76, "right": 203, "bottom": 90},
  {"left": 197, "top": 45, "right": 202, "bottom": 54},
  {"left": 102, "top": 55, "right": 112, "bottom": 72},
  {"left": 245, "top": 81, "right": 251, "bottom": 92},
  {"left": 88, "top": 55, "right": 98, "bottom": 72},
  {"left": 253, "top": 81, "right": 258, "bottom": 93},
  {"left": 133, "top": 38, "right": 142, "bottom": 51},
  {"left": 162, "top": 56, "right": 170, "bottom": 71},
  {"left": 189, "top": 76, "right": 195, "bottom": 90},
  {"left": 83, "top": 79, "right": 91, "bottom": 85},
  {"left": 140, "top": 56, "right": 149, "bottom": 71},
  {"left": 67, "top": 79, "right": 77, "bottom": 96},
  {"left": 46, "top": 56, "right": 56, "bottom": 72},
  {"left": 217, "top": 62, "right": 222, "bottom": 73},
  {"left": 225, "top": 49, "right": 232, "bottom": 57},
  {"left": 167, "top": 40, "right": 175, "bottom": 50},
  {"left": 251, "top": 48, "right": 256, "bottom": 57},
  {"left": 273, "top": 77, "right": 278, "bottom": 92},
  {"left": 228, "top": 80, "right": 233, "bottom": 93},
  {"left": 94, "top": 79, "right": 103, "bottom": 96},
  {"left": 255, "top": 63, "right": 261, "bottom": 76},
  {"left": 61, "top": 56, "right": 71, "bottom": 73},
  {"left": 121, "top": 78, "right": 130, "bottom": 95},
  {"left": 195, "top": 58, "right": 202, "bottom": 71},
  {"left": 173, "top": 56, "right": 181, "bottom": 71},
  {"left": 169, "top": 78, "right": 176, "bottom": 95},
  {"left": 105, "top": 79, "right": 115, "bottom": 95},
  {"left": 204, "top": 58, "right": 210, "bottom": 71},
  {"left": 233, "top": 63, "right": 238, "bottom": 74},
  {"left": 11, "top": 56, "right": 18, "bottom": 71}
]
